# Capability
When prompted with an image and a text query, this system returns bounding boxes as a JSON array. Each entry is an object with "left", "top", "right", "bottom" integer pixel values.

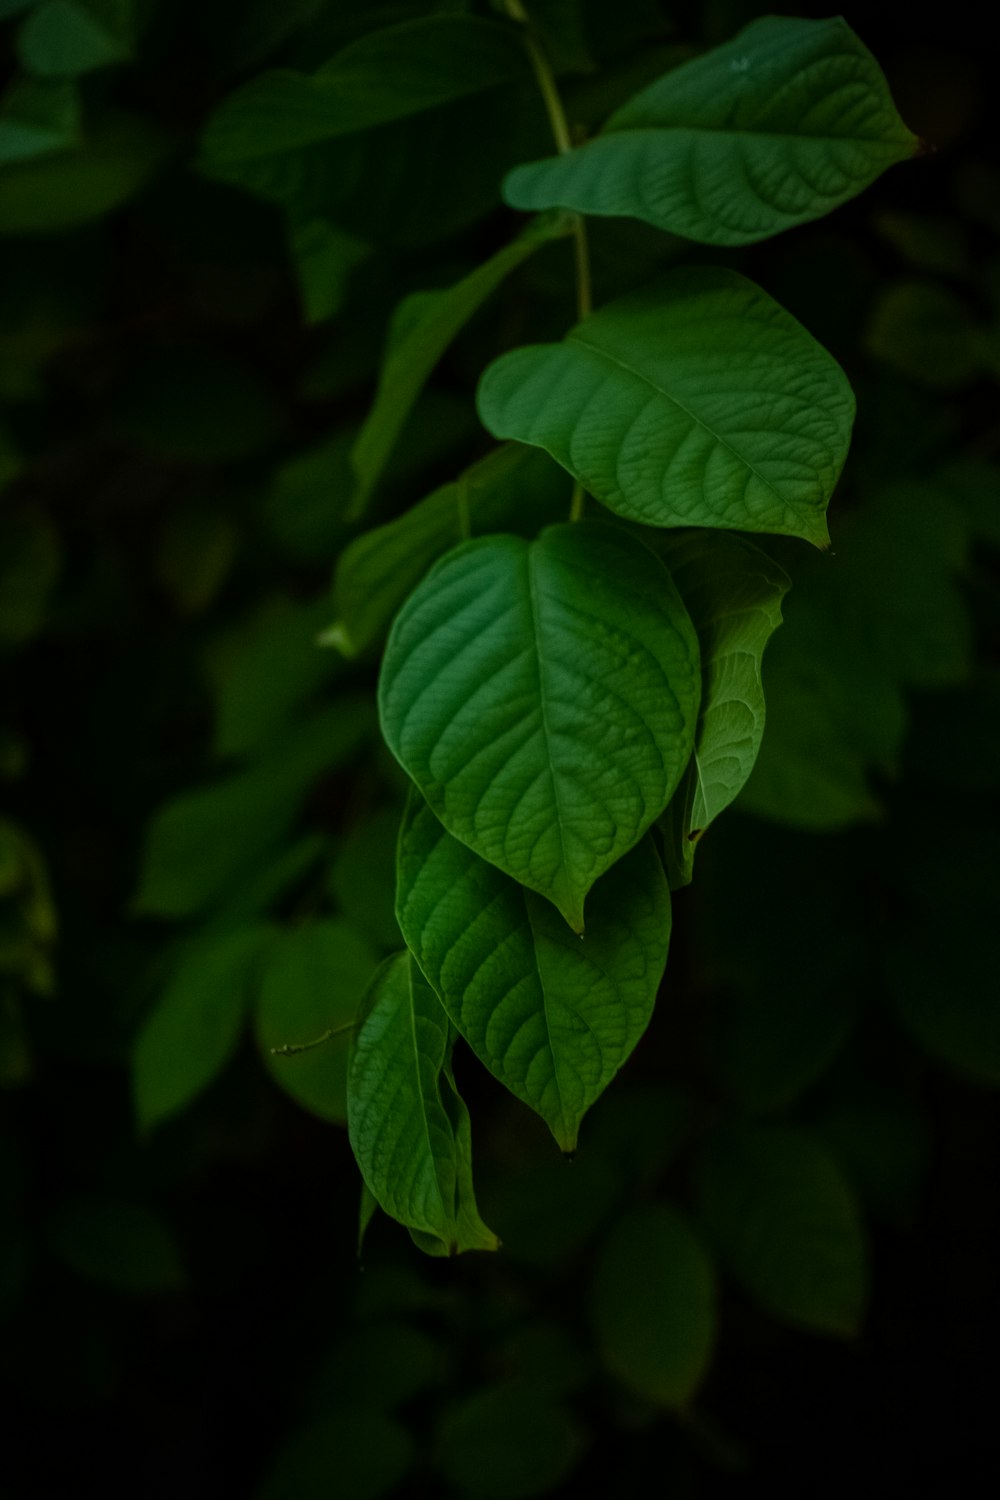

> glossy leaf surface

[
  {"left": 347, "top": 952, "right": 498, "bottom": 1256},
  {"left": 379, "top": 522, "right": 700, "bottom": 931},
  {"left": 478, "top": 268, "right": 854, "bottom": 546},
  {"left": 504, "top": 16, "right": 917, "bottom": 245},
  {"left": 397, "top": 794, "right": 670, "bottom": 1151}
]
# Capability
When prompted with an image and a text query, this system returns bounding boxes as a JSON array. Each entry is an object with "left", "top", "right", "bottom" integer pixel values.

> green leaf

[
  {"left": 133, "top": 702, "right": 373, "bottom": 918},
  {"left": 329, "top": 806, "right": 402, "bottom": 951},
  {"left": 260, "top": 1407, "right": 413, "bottom": 1500},
  {"left": 397, "top": 793, "right": 669, "bottom": 1151},
  {"left": 348, "top": 221, "right": 563, "bottom": 517},
  {"left": 865, "top": 280, "right": 982, "bottom": 390},
  {"left": 655, "top": 531, "right": 789, "bottom": 886},
  {"left": 17, "top": 0, "right": 132, "bottom": 78},
  {"left": 434, "top": 1381, "right": 584, "bottom": 1499},
  {"left": 347, "top": 951, "right": 498, "bottom": 1255},
  {"left": 504, "top": 15, "right": 917, "bottom": 245},
  {"left": 49, "top": 1197, "right": 185, "bottom": 1293},
  {"left": 590, "top": 1202, "right": 716, "bottom": 1408},
  {"left": 328, "top": 443, "right": 568, "bottom": 659},
  {"left": 255, "top": 919, "right": 378, "bottom": 1123},
  {"left": 203, "top": 16, "right": 528, "bottom": 165},
  {"left": 477, "top": 1147, "right": 620, "bottom": 1267},
  {"left": 133, "top": 924, "right": 276, "bottom": 1132},
  {"left": 379, "top": 522, "right": 701, "bottom": 932},
  {"left": 0, "top": 107, "right": 167, "bottom": 234},
  {"left": 289, "top": 218, "right": 369, "bottom": 324},
  {"left": 478, "top": 268, "right": 854, "bottom": 547},
  {"left": 696, "top": 1124, "right": 868, "bottom": 1336},
  {"left": 0, "top": 78, "right": 79, "bottom": 163}
]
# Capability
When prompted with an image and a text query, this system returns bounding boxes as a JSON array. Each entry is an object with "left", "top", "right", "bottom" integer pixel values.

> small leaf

[
  {"left": 255, "top": 919, "right": 378, "bottom": 1123},
  {"left": 397, "top": 793, "right": 669, "bottom": 1151},
  {"left": 590, "top": 1202, "right": 716, "bottom": 1407},
  {"left": 349, "top": 221, "right": 564, "bottom": 516},
  {"left": 696, "top": 1124, "right": 868, "bottom": 1336},
  {"left": 865, "top": 280, "right": 982, "bottom": 390},
  {"left": 656, "top": 531, "right": 789, "bottom": 886},
  {"left": 379, "top": 522, "right": 700, "bottom": 931},
  {"left": 133, "top": 924, "right": 276, "bottom": 1132},
  {"left": 289, "top": 218, "right": 369, "bottom": 324},
  {"left": 504, "top": 15, "right": 917, "bottom": 245},
  {"left": 48, "top": 1197, "right": 185, "bottom": 1293},
  {"left": 478, "top": 268, "right": 854, "bottom": 547},
  {"left": 347, "top": 952, "right": 498, "bottom": 1255},
  {"left": 329, "top": 443, "right": 568, "bottom": 659},
  {"left": 434, "top": 1381, "right": 584, "bottom": 1500}
]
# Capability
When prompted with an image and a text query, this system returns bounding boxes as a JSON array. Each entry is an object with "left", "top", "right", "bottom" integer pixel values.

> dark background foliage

[{"left": 1, "top": 1, "right": 998, "bottom": 1495}]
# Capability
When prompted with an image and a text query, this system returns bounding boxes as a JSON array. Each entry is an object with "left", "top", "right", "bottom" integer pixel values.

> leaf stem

[
  {"left": 505, "top": 0, "right": 592, "bottom": 523},
  {"left": 270, "top": 1019, "right": 355, "bottom": 1057}
]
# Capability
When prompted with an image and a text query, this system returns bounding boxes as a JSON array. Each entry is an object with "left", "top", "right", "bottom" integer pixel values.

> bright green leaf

[
  {"left": 349, "top": 220, "right": 564, "bottom": 517},
  {"left": 347, "top": 951, "right": 498, "bottom": 1255},
  {"left": 17, "top": 0, "right": 132, "bottom": 78},
  {"left": 504, "top": 16, "right": 917, "bottom": 245},
  {"left": 379, "top": 522, "right": 701, "bottom": 931},
  {"left": 478, "top": 268, "right": 854, "bottom": 546},
  {"left": 655, "top": 531, "right": 789, "bottom": 886},
  {"left": 255, "top": 919, "right": 378, "bottom": 1123},
  {"left": 328, "top": 442, "right": 568, "bottom": 659},
  {"left": 590, "top": 1202, "right": 716, "bottom": 1407},
  {"left": 397, "top": 793, "right": 669, "bottom": 1151},
  {"left": 696, "top": 1124, "right": 868, "bottom": 1336},
  {"left": 133, "top": 924, "right": 276, "bottom": 1132}
]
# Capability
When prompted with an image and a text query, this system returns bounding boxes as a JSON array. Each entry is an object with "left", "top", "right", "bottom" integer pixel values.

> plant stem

[
  {"left": 270, "top": 1019, "right": 355, "bottom": 1057},
  {"left": 505, "top": 0, "right": 592, "bottom": 523}
]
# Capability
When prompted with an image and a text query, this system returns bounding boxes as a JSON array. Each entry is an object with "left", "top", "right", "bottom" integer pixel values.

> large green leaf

[
  {"left": 349, "top": 221, "right": 565, "bottom": 518},
  {"left": 347, "top": 952, "right": 498, "bottom": 1256},
  {"left": 655, "top": 531, "right": 789, "bottom": 886},
  {"left": 504, "top": 16, "right": 917, "bottom": 246},
  {"left": 379, "top": 522, "right": 700, "bottom": 932},
  {"left": 590, "top": 1203, "right": 716, "bottom": 1407},
  {"left": 327, "top": 444, "right": 569, "bottom": 658},
  {"left": 397, "top": 793, "right": 670, "bottom": 1152},
  {"left": 478, "top": 268, "right": 854, "bottom": 546},
  {"left": 133, "top": 924, "right": 276, "bottom": 1132},
  {"left": 696, "top": 1124, "right": 868, "bottom": 1336}
]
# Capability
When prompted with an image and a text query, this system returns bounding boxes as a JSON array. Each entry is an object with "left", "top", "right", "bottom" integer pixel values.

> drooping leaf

[
  {"left": 379, "top": 522, "right": 700, "bottom": 932},
  {"left": 397, "top": 793, "right": 669, "bottom": 1152},
  {"left": 347, "top": 952, "right": 498, "bottom": 1255},
  {"left": 696, "top": 1124, "right": 868, "bottom": 1336},
  {"left": 133, "top": 923, "right": 276, "bottom": 1132},
  {"left": 255, "top": 919, "right": 378, "bottom": 1123},
  {"left": 654, "top": 530, "right": 789, "bottom": 886},
  {"left": 327, "top": 443, "right": 568, "bottom": 659},
  {"left": 349, "top": 220, "right": 565, "bottom": 517},
  {"left": 590, "top": 1202, "right": 716, "bottom": 1407},
  {"left": 504, "top": 16, "right": 917, "bottom": 245},
  {"left": 478, "top": 268, "right": 854, "bottom": 547}
]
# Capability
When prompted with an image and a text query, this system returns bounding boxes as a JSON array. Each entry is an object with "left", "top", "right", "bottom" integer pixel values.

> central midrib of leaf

[
  {"left": 522, "top": 893, "right": 571, "bottom": 1141},
  {"left": 406, "top": 976, "right": 451, "bottom": 1230},
  {"left": 525, "top": 547, "right": 573, "bottom": 908},
  {"left": 570, "top": 332, "right": 784, "bottom": 506}
]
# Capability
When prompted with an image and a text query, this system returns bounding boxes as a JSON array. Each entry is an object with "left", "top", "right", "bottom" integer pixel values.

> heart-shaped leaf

[
  {"left": 397, "top": 793, "right": 670, "bottom": 1152},
  {"left": 347, "top": 951, "right": 498, "bottom": 1256},
  {"left": 478, "top": 268, "right": 854, "bottom": 547},
  {"left": 655, "top": 531, "right": 789, "bottom": 887},
  {"left": 504, "top": 16, "right": 917, "bottom": 246},
  {"left": 378, "top": 522, "right": 700, "bottom": 932}
]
